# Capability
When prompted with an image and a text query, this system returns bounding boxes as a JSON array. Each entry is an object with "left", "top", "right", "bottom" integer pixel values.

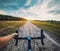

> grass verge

[{"left": 31, "top": 21, "right": 60, "bottom": 37}]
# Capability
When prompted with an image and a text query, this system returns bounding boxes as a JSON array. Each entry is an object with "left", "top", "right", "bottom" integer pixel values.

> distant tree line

[
  {"left": 0, "top": 14, "right": 27, "bottom": 21},
  {"left": 34, "top": 20, "right": 60, "bottom": 22}
]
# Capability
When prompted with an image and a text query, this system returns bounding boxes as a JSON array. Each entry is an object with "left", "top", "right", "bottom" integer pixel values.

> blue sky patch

[{"left": 0, "top": 0, "right": 60, "bottom": 21}]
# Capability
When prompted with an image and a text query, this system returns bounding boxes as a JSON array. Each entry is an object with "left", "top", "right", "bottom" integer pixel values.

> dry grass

[
  {"left": 31, "top": 21, "right": 60, "bottom": 37},
  {"left": 0, "top": 21, "right": 26, "bottom": 36}
]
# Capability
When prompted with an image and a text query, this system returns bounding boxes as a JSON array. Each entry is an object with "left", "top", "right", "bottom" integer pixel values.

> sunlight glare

[{"left": 25, "top": 17, "right": 35, "bottom": 20}]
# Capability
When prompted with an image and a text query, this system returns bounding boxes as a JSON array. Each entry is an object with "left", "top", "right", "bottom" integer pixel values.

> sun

[{"left": 25, "top": 17, "right": 35, "bottom": 20}]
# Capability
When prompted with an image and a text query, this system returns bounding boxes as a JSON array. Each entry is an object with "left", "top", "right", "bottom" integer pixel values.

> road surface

[{"left": 4, "top": 21, "right": 60, "bottom": 51}]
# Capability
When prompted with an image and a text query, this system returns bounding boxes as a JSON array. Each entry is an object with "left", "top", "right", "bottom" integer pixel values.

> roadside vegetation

[
  {"left": 0, "top": 21, "right": 26, "bottom": 36},
  {"left": 31, "top": 20, "right": 60, "bottom": 37},
  {"left": 0, "top": 14, "right": 27, "bottom": 36}
]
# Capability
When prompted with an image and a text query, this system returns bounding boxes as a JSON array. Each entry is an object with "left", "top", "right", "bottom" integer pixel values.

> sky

[{"left": 0, "top": 0, "right": 60, "bottom": 21}]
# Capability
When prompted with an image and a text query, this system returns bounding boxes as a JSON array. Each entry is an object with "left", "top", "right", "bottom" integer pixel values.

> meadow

[
  {"left": 31, "top": 21, "right": 60, "bottom": 37},
  {"left": 0, "top": 20, "right": 60, "bottom": 51},
  {"left": 0, "top": 21, "right": 60, "bottom": 37},
  {"left": 0, "top": 21, "right": 26, "bottom": 36}
]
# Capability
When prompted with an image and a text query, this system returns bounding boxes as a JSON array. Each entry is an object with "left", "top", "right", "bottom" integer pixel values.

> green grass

[
  {"left": 31, "top": 21, "right": 60, "bottom": 37},
  {"left": 0, "top": 21, "right": 26, "bottom": 36}
]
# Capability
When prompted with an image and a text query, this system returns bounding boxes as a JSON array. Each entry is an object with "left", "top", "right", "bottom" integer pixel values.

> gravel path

[{"left": 0, "top": 21, "right": 60, "bottom": 51}]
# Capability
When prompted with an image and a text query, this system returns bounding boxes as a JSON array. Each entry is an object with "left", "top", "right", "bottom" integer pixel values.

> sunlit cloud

[{"left": 0, "top": 0, "right": 60, "bottom": 21}]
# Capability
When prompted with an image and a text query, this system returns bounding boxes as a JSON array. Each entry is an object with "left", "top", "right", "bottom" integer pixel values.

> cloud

[
  {"left": 0, "top": 10, "right": 8, "bottom": 15},
  {"left": 25, "top": 0, "right": 32, "bottom": 6},
  {"left": 21, "top": 0, "right": 60, "bottom": 20},
  {"left": 0, "top": 0, "right": 60, "bottom": 21}
]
